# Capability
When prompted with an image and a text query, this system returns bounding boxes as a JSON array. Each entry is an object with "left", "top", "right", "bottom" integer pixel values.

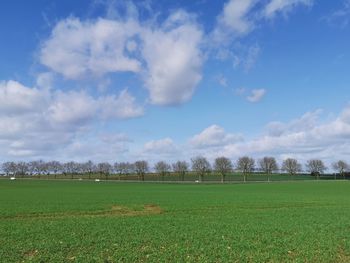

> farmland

[{"left": 1, "top": 180, "right": 350, "bottom": 262}]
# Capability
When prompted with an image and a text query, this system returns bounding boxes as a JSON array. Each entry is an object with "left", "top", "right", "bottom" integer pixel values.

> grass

[{"left": 1, "top": 180, "right": 350, "bottom": 262}]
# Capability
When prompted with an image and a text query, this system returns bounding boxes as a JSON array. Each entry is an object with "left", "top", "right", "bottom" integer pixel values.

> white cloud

[
  {"left": 246, "top": 89, "right": 266, "bottom": 102},
  {"left": 263, "top": 0, "right": 313, "bottom": 18},
  {"left": 0, "top": 80, "right": 143, "bottom": 160},
  {"left": 214, "top": 0, "right": 257, "bottom": 41},
  {"left": 48, "top": 90, "right": 98, "bottom": 127},
  {"left": 212, "top": 0, "right": 312, "bottom": 43},
  {"left": 40, "top": 18, "right": 141, "bottom": 80},
  {"left": 0, "top": 80, "right": 48, "bottom": 115},
  {"left": 265, "top": 110, "right": 322, "bottom": 137},
  {"left": 63, "top": 133, "right": 132, "bottom": 162},
  {"left": 190, "top": 125, "right": 243, "bottom": 148},
  {"left": 218, "top": 106, "right": 350, "bottom": 163},
  {"left": 36, "top": 72, "right": 55, "bottom": 89},
  {"left": 141, "top": 11, "right": 204, "bottom": 105},
  {"left": 143, "top": 138, "right": 178, "bottom": 154},
  {"left": 40, "top": 11, "right": 204, "bottom": 106},
  {"left": 99, "top": 89, "right": 144, "bottom": 119}
]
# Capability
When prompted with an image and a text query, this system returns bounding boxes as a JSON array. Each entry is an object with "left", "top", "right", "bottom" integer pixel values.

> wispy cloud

[{"left": 246, "top": 89, "right": 266, "bottom": 103}]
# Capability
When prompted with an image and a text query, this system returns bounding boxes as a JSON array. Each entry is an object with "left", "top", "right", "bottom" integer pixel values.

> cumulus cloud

[
  {"left": 190, "top": 125, "right": 243, "bottom": 148},
  {"left": 265, "top": 110, "right": 322, "bottom": 137},
  {"left": 48, "top": 90, "right": 98, "bottom": 127},
  {"left": 63, "top": 133, "right": 132, "bottom": 162},
  {"left": 0, "top": 80, "right": 143, "bottom": 160},
  {"left": 40, "top": 10, "right": 204, "bottom": 106},
  {"left": 0, "top": 80, "right": 48, "bottom": 115},
  {"left": 40, "top": 18, "right": 141, "bottom": 79},
  {"left": 246, "top": 89, "right": 266, "bottom": 102},
  {"left": 213, "top": 0, "right": 257, "bottom": 41},
  {"left": 218, "top": 106, "right": 350, "bottom": 163},
  {"left": 143, "top": 138, "right": 178, "bottom": 154},
  {"left": 141, "top": 11, "right": 204, "bottom": 105},
  {"left": 99, "top": 89, "right": 144, "bottom": 119}
]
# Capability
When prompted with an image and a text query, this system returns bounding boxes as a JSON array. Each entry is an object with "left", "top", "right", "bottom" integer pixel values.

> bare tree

[
  {"left": 125, "top": 162, "right": 135, "bottom": 176},
  {"left": 332, "top": 160, "right": 349, "bottom": 180},
  {"left": 134, "top": 161, "right": 149, "bottom": 181},
  {"left": 172, "top": 161, "right": 189, "bottom": 181},
  {"left": 97, "top": 162, "right": 112, "bottom": 180},
  {"left": 282, "top": 158, "right": 302, "bottom": 177},
  {"left": 63, "top": 161, "right": 78, "bottom": 179},
  {"left": 154, "top": 161, "right": 171, "bottom": 181},
  {"left": 191, "top": 156, "right": 211, "bottom": 182},
  {"left": 83, "top": 160, "right": 96, "bottom": 180},
  {"left": 47, "top": 161, "right": 62, "bottom": 179},
  {"left": 306, "top": 159, "right": 327, "bottom": 180},
  {"left": 114, "top": 162, "right": 132, "bottom": 180},
  {"left": 38, "top": 160, "right": 48, "bottom": 177},
  {"left": 259, "top": 157, "right": 278, "bottom": 182},
  {"left": 2, "top": 162, "right": 16, "bottom": 176},
  {"left": 16, "top": 162, "right": 29, "bottom": 177},
  {"left": 28, "top": 161, "right": 37, "bottom": 176},
  {"left": 237, "top": 156, "right": 255, "bottom": 182},
  {"left": 214, "top": 157, "right": 233, "bottom": 183}
]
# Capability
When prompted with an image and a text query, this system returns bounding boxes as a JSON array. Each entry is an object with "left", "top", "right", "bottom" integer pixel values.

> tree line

[{"left": 1, "top": 157, "right": 348, "bottom": 182}]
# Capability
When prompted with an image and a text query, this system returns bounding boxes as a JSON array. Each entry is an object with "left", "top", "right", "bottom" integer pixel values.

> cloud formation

[
  {"left": 263, "top": 0, "right": 313, "bottom": 18},
  {"left": 40, "top": 10, "right": 204, "bottom": 106},
  {"left": 0, "top": 80, "right": 143, "bottom": 160},
  {"left": 40, "top": 18, "right": 141, "bottom": 79},
  {"left": 246, "top": 89, "right": 266, "bottom": 102},
  {"left": 190, "top": 125, "right": 243, "bottom": 148}
]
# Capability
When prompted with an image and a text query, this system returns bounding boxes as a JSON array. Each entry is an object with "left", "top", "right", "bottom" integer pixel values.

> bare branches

[
  {"left": 306, "top": 159, "right": 327, "bottom": 179},
  {"left": 282, "top": 158, "right": 302, "bottom": 176},
  {"left": 332, "top": 160, "right": 349, "bottom": 179},
  {"left": 236, "top": 156, "right": 255, "bottom": 182},
  {"left": 154, "top": 161, "right": 171, "bottom": 181},
  {"left": 214, "top": 157, "right": 233, "bottom": 183},
  {"left": 191, "top": 156, "right": 211, "bottom": 182},
  {"left": 172, "top": 161, "right": 189, "bottom": 181},
  {"left": 135, "top": 160, "right": 149, "bottom": 181}
]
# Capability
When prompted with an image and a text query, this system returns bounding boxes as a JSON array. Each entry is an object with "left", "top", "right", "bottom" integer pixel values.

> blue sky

[{"left": 1, "top": 0, "right": 350, "bottom": 166}]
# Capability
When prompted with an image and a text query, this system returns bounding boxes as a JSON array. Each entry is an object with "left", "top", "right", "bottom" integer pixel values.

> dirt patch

[
  {"left": 1, "top": 204, "right": 163, "bottom": 220},
  {"left": 23, "top": 249, "right": 38, "bottom": 258},
  {"left": 336, "top": 245, "right": 350, "bottom": 263}
]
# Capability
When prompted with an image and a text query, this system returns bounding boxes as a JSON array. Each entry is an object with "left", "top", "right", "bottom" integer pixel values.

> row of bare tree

[{"left": 1, "top": 157, "right": 348, "bottom": 182}]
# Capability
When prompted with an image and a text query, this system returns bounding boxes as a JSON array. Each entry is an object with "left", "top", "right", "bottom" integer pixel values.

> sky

[{"left": 1, "top": 0, "right": 350, "bottom": 167}]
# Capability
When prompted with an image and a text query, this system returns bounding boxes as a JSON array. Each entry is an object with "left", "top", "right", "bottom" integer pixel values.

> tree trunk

[
  {"left": 221, "top": 173, "right": 225, "bottom": 183},
  {"left": 199, "top": 174, "right": 203, "bottom": 182}
]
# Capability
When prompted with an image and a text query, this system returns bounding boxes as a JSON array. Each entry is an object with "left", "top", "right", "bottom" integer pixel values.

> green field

[{"left": 1, "top": 180, "right": 350, "bottom": 262}]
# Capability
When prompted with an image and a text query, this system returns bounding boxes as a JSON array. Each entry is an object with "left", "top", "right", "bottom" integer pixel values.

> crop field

[{"left": 1, "top": 180, "right": 350, "bottom": 262}]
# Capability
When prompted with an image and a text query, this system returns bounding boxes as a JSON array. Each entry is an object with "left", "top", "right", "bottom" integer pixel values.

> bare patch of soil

[{"left": 1, "top": 204, "right": 163, "bottom": 220}]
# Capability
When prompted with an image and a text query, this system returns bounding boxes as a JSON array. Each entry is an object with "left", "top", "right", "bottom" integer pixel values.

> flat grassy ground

[{"left": 1, "top": 180, "right": 350, "bottom": 262}]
